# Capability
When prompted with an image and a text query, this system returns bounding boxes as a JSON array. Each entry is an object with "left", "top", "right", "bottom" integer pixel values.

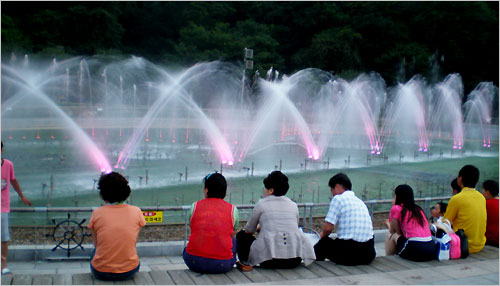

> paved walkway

[{"left": 1, "top": 244, "right": 498, "bottom": 285}]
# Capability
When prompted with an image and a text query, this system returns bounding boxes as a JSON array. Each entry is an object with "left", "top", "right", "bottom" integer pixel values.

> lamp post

[{"left": 241, "top": 48, "right": 254, "bottom": 108}]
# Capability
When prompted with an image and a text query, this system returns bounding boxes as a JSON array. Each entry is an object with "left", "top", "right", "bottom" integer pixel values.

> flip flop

[{"left": 1, "top": 268, "right": 12, "bottom": 275}]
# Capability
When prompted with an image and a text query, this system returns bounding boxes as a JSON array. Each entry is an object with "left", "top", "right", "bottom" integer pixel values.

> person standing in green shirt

[{"left": 443, "top": 165, "right": 486, "bottom": 253}]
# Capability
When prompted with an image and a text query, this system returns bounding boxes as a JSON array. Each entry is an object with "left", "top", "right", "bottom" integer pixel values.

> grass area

[
  {"left": 9, "top": 155, "right": 498, "bottom": 226},
  {"left": 18, "top": 155, "right": 499, "bottom": 207}
]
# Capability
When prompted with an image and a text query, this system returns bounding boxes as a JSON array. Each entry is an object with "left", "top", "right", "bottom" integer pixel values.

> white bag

[{"left": 434, "top": 233, "right": 451, "bottom": 261}]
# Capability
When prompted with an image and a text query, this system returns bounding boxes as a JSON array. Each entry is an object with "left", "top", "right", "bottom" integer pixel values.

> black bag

[{"left": 456, "top": 229, "right": 469, "bottom": 258}]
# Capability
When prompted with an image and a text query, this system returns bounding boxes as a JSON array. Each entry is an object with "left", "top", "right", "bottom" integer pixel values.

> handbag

[
  {"left": 431, "top": 219, "right": 465, "bottom": 260},
  {"left": 456, "top": 229, "right": 469, "bottom": 258},
  {"left": 434, "top": 233, "right": 451, "bottom": 261}
]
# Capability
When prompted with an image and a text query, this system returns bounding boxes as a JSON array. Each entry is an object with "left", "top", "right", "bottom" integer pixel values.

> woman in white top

[{"left": 236, "top": 171, "right": 316, "bottom": 271}]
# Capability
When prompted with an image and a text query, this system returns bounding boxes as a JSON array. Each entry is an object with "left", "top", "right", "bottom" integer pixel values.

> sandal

[
  {"left": 1, "top": 268, "right": 12, "bottom": 275},
  {"left": 236, "top": 261, "right": 253, "bottom": 272}
]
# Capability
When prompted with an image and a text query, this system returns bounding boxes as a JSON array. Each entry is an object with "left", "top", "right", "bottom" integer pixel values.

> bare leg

[
  {"left": 1, "top": 241, "right": 8, "bottom": 270},
  {"left": 385, "top": 232, "right": 400, "bottom": 256}
]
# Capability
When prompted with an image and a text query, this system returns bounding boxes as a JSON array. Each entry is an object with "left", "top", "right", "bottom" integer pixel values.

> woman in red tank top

[{"left": 183, "top": 173, "right": 239, "bottom": 274}]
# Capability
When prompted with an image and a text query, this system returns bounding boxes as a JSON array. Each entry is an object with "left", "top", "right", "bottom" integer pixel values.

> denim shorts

[{"left": 1, "top": 213, "right": 10, "bottom": 242}]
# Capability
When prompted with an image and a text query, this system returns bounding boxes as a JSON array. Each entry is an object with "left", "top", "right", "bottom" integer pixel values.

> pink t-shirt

[
  {"left": 1, "top": 159, "right": 15, "bottom": 213},
  {"left": 389, "top": 204, "right": 431, "bottom": 238}
]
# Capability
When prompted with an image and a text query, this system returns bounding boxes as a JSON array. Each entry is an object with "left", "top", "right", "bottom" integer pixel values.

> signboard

[{"left": 142, "top": 211, "right": 163, "bottom": 223}]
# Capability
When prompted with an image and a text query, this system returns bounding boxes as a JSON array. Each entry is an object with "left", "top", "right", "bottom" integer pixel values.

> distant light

[
  {"left": 106, "top": 170, "right": 112, "bottom": 174},
  {"left": 234, "top": 141, "right": 238, "bottom": 145},
  {"left": 114, "top": 165, "right": 119, "bottom": 168},
  {"left": 185, "top": 140, "right": 189, "bottom": 143},
  {"left": 222, "top": 160, "right": 227, "bottom": 164},
  {"left": 100, "top": 168, "right": 106, "bottom": 172},
  {"left": 51, "top": 135, "right": 55, "bottom": 139},
  {"left": 121, "top": 166, "right": 126, "bottom": 170},
  {"left": 424, "top": 149, "right": 428, "bottom": 152},
  {"left": 313, "top": 155, "right": 319, "bottom": 160},
  {"left": 8, "top": 136, "right": 12, "bottom": 139},
  {"left": 308, "top": 155, "right": 313, "bottom": 159},
  {"left": 458, "top": 146, "right": 462, "bottom": 150},
  {"left": 376, "top": 151, "right": 381, "bottom": 155},
  {"left": 483, "top": 144, "right": 487, "bottom": 147},
  {"left": 172, "top": 139, "right": 175, "bottom": 143},
  {"left": 453, "top": 146, "right": 457, "bottom": 149},
  {"left": 487, "top": 145, "right": 491, "bottom": 148},
  {"left": 145, "top": 138, "right": 149, "bottom": 142},
  {"left": 371, "top": 150, "right": 375, "bottom": 154},
  {"left": 22, "top": 136, "right": 26, "bottom": 140},
  {"left": 36, "top": 136, "right": 40, "bottom": 139},
  {"left": 228, "top": 161, "right": 234, "bottom": 166}
]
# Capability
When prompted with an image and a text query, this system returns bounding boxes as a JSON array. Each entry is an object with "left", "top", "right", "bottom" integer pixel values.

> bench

[{"left": 2, "top": 245, "right": 498, "bottom": 285}]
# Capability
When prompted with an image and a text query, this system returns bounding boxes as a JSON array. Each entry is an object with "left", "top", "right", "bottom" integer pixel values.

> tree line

[{"left": 2, "top": 1, "right": 498, "bottom": 93}]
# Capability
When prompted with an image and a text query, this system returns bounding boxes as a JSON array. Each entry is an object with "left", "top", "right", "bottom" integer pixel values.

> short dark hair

[
  {"left": 451, "top": 178, "right": 461, "bottom": 193},
  {"left": 328, "top": 173, "right": 352, "bottom": 190},
  {"left": 483, "top": 180, "right": 499, "bottom": 197},
  {"left": 98, "top": 172, "right": 131, "bottom": 203},
  {"left": 458, "top": 165, "right": 480, "bottom": 188},
  {"left": 437, "top": 202, "right": 448, "bottom": 214},
  {"left": 263, "top": 171, "right": 289, "bottom": 196},
  {"left": 204, "top": 172, "right": 227, "bottom": 199}
]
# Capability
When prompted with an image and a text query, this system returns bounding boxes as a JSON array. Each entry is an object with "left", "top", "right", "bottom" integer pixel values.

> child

[
  {"left": 482, "top": 180, "right": 498, "bottom": 247},
  {"left": 88, "top": 172, "right": 146, "bottom": 280},
  {"left": 431, "top": 202, "right": 447, "bottom": 222},
  {"left": 385, "top": 184, "right": 436, "bottom": 261}
]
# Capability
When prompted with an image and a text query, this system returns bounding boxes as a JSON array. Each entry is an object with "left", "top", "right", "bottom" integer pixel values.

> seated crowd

[{"left": 83, "top": 164, "right": 497, "bottom": 280}]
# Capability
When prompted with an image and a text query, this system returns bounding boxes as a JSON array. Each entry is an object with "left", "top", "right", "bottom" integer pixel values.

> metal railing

[{"left": 11, "top": 195, "right": 451, "bottom": 247}]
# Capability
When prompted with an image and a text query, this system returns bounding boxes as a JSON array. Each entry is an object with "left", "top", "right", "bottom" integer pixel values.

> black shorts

[{"left": 397, "top": 236, "right": 437, "bottom": 262}]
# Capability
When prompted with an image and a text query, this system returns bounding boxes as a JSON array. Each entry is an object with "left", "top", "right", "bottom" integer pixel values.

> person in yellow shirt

[{"left": 443, "top": 165, "right": 486, "bottom": 253}]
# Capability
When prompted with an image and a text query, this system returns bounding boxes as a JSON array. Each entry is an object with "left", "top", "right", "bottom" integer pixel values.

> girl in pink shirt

[{"left": 385, "top": 184, "right": 437, "bottom": 261}]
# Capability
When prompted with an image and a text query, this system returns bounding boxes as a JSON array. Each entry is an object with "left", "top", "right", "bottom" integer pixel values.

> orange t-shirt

[{"left": 88, "top": 204, "right": 146, "bottom": 273}]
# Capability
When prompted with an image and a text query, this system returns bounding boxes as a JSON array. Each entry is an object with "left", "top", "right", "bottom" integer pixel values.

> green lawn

[{"left": 15, "top": 155, "right": 497, "bottom": 207}]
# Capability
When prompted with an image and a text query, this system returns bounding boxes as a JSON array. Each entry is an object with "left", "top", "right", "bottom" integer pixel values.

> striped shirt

[{"left": 325, "top": 190, "right": 374, "bottom": 242}]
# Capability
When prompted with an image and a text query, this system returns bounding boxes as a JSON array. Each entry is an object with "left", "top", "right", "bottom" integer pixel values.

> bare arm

[
  {"left": 320, "top": 221, "right": 334, "bottom": 239},
  {"left": 11, "top": 179, "right": 32, "bottom": 206},
  {"left": 245, "top": 224, "right": 258, "bottom": 235},
  {"left": 389, "top": 218, "right": 402, "bottom": 235}
]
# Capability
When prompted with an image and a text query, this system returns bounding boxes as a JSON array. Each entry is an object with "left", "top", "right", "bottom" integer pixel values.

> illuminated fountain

[
  {"left": 428, "top": 74, "right": 465, "bottom": 150},
  {"left": 314, "top": 72, "right": 386, "bottom": 156},
  {"left": 235, "top": 71, "right": 320, "bottom": 163},
  {"left": 1, "top": 55, "right": 498, "bottom": 200},
  {"left": 464, "top": 82, "right": 498, "bottom": 149},
  {"left": 379, "top": 75, "right": 430, "bottom": 154}
]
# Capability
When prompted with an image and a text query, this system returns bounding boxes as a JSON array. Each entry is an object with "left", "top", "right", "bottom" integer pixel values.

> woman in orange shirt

[{"left": 88, "top": 172, "right": 146, "bottom": 281}]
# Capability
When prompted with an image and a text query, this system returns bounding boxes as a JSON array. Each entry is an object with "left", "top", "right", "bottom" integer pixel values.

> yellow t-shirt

[
  {"left": 88, "top": 204, "right": 146, "bottom": 273},
  {"left": 443, "top": 187, "right": 486, "bottom": 253}
]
